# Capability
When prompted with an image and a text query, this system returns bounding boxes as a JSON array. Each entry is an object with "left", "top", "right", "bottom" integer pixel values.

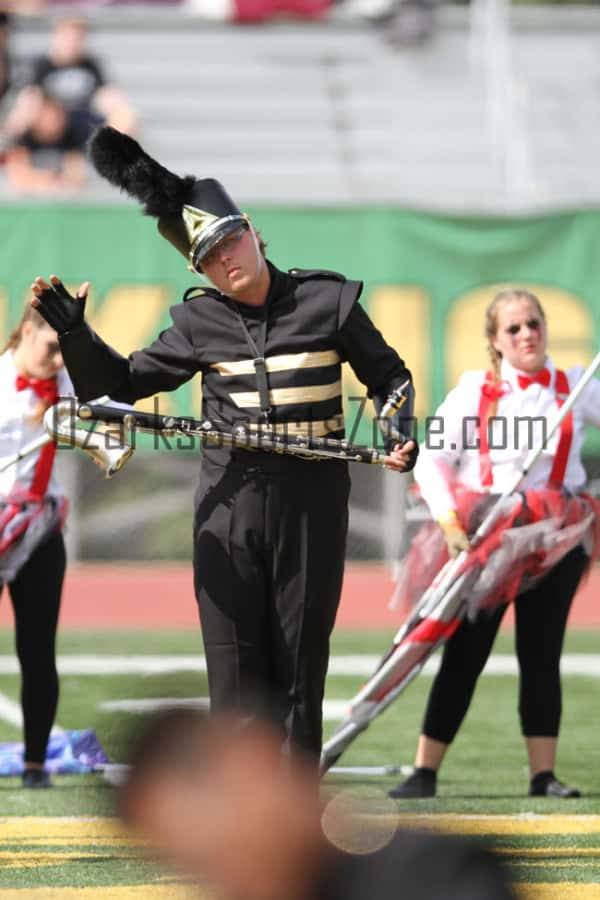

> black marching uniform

[{"left": 58, "top": 261, "right": 415, "bottom": 756}]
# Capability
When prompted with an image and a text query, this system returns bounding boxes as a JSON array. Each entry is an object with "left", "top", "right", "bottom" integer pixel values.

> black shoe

[
  {"left": 22, "top": 768, "right": 52, "bottom": 789},
  {"left": 389, "top": 767, "right": 437, "bottom": 799},
  {"left": 529, "top": 770, "right": 581, "bottom": 798}
]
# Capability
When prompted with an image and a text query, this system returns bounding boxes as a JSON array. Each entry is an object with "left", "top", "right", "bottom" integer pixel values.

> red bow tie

[
  {"left": 15, "top": 374, "right": 58, "bottom": 402},
  {"left": 517, "top": 368, "right": 551, "bottom": 391},
  {"left": 481, "top": 380, "right": 509, "bottom": 401}
]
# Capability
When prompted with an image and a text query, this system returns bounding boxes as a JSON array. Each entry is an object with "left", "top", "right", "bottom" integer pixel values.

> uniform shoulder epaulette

[
  {"left": 288, "top": 268, "right": 346, "bottom": 282},
  {"left": 182, "top": 286, "right": 222, "bottom": 302}
]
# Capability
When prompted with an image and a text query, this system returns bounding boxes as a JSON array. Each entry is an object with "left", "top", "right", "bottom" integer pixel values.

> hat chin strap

[{"left": 249, "top": 226, "right": 264, "bottom": 268}]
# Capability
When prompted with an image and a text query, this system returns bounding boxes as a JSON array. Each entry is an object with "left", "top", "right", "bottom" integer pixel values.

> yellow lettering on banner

[
  {"left": 446, "top": 285, "right": 595, "bottom": 390},
  {"left": 87, "top": 285, "right": 168, "bottom": 356},
  {"left": 343, "top": 287, "right": 430, "bottom": 421},
  {"left": 134, "top": 394, "right": 175, "bottom": 417},
  {"left": 87, "top": 285, "right": 175, "bottom": 415},
  {"left": 341, "top": 368, "right": 376, "bottom": 433},
  {"left": 540, "top": 286, "right": 595, "bottom": 371}
]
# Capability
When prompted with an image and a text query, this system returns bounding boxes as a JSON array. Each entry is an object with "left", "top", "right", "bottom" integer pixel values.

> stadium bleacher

[{"left": 3, "top": 4, "right": 600, "bottom": 209}]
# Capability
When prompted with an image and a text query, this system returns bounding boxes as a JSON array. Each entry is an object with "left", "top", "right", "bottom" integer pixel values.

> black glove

[{"left": 35, "top": 279, "right": 86, "bottom": 336}]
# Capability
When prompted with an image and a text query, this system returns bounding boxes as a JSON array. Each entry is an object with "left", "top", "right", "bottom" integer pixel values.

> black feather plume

[{"left": 88, "top": 126, "right": 195, "bottom": 218}]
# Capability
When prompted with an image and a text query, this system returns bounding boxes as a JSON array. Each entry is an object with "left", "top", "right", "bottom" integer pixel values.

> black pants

[
  {"left": 423, "top": 545, "right": 587, "bottom": 744},
  {"left": 1, "top": 530, "right": 65, "bottom": 764},
  {"left": 193, "top": 453, "right": 350, "bottom": 758}
]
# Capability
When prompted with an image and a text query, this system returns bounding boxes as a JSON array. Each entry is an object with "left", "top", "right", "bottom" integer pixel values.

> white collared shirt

[
  {"left": 0, "top": 351, "right": 74, "bottom": 499},
  {"left": 415, "top": 357, "right": 600, "bottom": 520}
]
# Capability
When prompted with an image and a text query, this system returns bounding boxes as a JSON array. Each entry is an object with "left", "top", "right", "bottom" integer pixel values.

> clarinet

[
  {"left": 45, "top": 379, "right": 412, "bottom": 475},
  {"left": 76, "top": 403, "right": 389, "bottom": 465}
]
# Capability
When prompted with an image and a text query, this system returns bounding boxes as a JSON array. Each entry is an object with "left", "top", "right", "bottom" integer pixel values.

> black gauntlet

[
  {"left": 374, "top": 378, "right": 419, "bottom": 469},
  {"left": 35, "top": 280, "right": 86, "bottom": 336}
]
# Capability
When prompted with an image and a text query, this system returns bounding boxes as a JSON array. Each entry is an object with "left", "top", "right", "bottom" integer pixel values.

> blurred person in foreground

[
  {"left": 2, "top": 16, "right": 137, "bottom": 147},
  {"left": 0, "top": 12, "right": 12, "bottom": 103},
  {"left": 0, "top": 304, "right": 71, "bottom": 788},
  {"left": 120, "top": 707, "right": 517, "bottom": 900},
  {"left": 5, "top": 91, "right": 87, "bottom": 194},
  {"left": 30, "top": 126, "right": 417, "bottom": 763},
  {"left": 389, "top": 288, "right": 600, "bottom": 800}
]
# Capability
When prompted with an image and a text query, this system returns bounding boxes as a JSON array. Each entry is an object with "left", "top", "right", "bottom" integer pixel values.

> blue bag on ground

[{"left": 0, "top": 728, "right": 109, "bottom": 775}]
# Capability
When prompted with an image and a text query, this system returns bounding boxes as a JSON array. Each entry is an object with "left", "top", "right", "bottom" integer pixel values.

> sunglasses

[
  {"left": 505, "top": 318, "right": 542, "bottom": 336},
  {"left": 201, "top": 225, "right": 249, "bottom": 268}
]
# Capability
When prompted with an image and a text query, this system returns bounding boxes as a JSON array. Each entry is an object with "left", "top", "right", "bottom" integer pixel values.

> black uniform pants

[
  {"left": 193, "top": 454, "right": 350, "bottom": 758},
  {"left": 1, "top": 530, "right": 65, "bottom": 764},
  {"left": 422, "top": 545, "right": 587, "bottom": 744}
]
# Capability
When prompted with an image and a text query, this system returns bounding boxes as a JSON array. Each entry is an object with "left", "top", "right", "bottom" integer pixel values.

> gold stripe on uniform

[
  {"left": 230, "top": 380, "right": 342, "bottom": 409},
  {"left": 211, "top": 350, "right": 341, "bottom": 377},
  {"left": 247, "top": 415, "right": 344, "bottom": 438}
]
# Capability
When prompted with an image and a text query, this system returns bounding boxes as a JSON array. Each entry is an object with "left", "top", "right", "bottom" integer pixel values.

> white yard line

[
  {"left": 0, "top": 656, "right": 207, "bottom": 675},
  {"left": 100, "top": 696, "right": 351, "bottom": 721},
  {"left": 0, "top": 689, "right": 63, "bottom": 732},
  {"left": 86, "top": 652, "right": 600, "bottom": 728},
  {"left": 2, "top": 650, "right": 598, "bottom": 728},
  {"left": 328, "top": 654, "right": 600, "bottom": 677},
  {"left": 0, "top": 653, "right": 599, "bottom": 676},
  {"left": 100, "top": 697, "right": 210, "bottom": 713},
  {"left": 0, "top": 690, "right": 23, "bottom": 727}
]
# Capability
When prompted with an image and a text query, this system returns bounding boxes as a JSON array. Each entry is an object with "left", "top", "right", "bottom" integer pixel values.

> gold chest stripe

[
  {"left": 210, "top": 350, "right": 341, "bottom": 377},
  {"left": 247, "top": 415, "right": 345, "bottom": 438},
  {"left": 230, "top": 380, "right": 342, "bottom": 409}
]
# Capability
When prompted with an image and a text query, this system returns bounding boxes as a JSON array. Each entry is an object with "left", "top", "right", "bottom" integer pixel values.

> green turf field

[{"left": 0, "top": 627, "right": 599, "bottom": 896}]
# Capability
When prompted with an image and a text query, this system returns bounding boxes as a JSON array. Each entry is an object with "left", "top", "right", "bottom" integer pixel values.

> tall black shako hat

[{"left": 88, "top": 126, "right": 247, "bottom": 271}]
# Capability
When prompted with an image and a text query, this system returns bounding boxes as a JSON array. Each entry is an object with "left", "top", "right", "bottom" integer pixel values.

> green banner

[{"left": 2, "top": 203, "right": 598, "bottom": 451}]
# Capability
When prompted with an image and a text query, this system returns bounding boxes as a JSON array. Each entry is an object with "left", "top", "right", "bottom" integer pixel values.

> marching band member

[
  {"left": 390, "top": 288, "right": 600, "bottom": 799},
  {"left": 31, "top": 126, "right": 418, "bottom": 761},
  {"left": 0, "top": 304, "right": 70, "bottom": 788}
]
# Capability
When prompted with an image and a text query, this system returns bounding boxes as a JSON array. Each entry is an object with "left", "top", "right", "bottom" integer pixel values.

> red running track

[{"left": 0, "top": 562, "right": 597, "bottom": 630}]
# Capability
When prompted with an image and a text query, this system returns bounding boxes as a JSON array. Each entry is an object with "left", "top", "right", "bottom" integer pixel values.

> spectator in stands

[
  {"left": 4, "top": 91, "right": 87, "bottom": 194},
  {"left": 120, "top": 708, "right": 517, "bottom": 900},
  {"left": 184, "top": 0, "right": 435, "bottom": 33},
  {"left": 184, "top": 0, "right": 330, "bottom": 24},
  {"left": 1, "top": 16, "right": 137, "bottom": 147}
]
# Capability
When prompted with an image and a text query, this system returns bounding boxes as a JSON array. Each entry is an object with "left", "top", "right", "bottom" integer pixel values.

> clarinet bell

[
  {"left": 90, "top": 443, "right": 135, "bottom": 479},
  {"left": 44, "top": 401, "right": 135, "bottom": 478},
  {"left": 106, "top": 444, "right": 135, "bottom": 478}
]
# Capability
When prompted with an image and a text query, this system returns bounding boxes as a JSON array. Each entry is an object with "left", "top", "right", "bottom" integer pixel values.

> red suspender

[
  {"left": 547, "top": 369, "right": 573, "bottom": 489},
  {"left": 478, "top": 372, "right": 502, "bottom": 488},
  {"left": 29, "top": 441, "right": 57, "bottom": 500},
  {"left": 29, "top": 383, "right": 59, "bottom": 500},
  {"left": 477, "top": 369, "right": 572, "bottom": 491}
]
